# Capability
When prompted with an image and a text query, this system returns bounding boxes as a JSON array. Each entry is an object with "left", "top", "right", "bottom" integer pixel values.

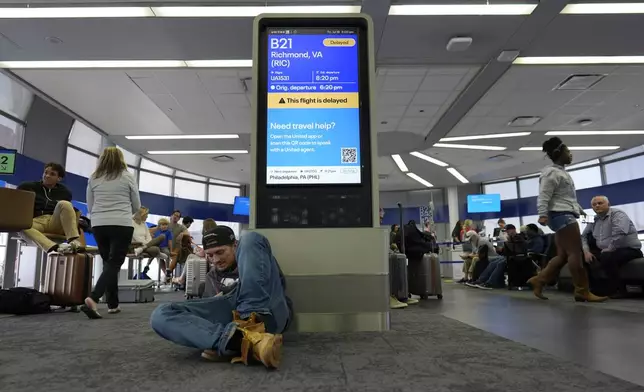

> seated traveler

[
  {"left": 525, "top": 224, "right": 546, "bottom": 254},
  {"left": 150, "top": 226, "right": 292, "bottom": 369},
  {"left": 582, "top": 196, "right": 643, "bottom": 298},
  {"left": 467, "top": 226, "right": 518, "bottom": 289},
  {"left": 461, "top": 230, "right": 498, "bottom": 284},
  {"left": 18, "top": 162, "right": 82, "bottom": 253},
  {"left": 131, "top": 207, "right": 164, "bottom": 264}
]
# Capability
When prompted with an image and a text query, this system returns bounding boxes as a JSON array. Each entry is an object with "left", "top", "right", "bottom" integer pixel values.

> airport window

[
  {"left": 521, "top": 215, "right": 554, "bottom": 234},
  {"left": 604, "top": 155, "right": 644, "bottom": 185},
  {"left": 188, "top": 219, "right": 205, "bottom": 245},
  {"left": 140, "top": 158, "right": 174, "bottom": 175},
  {"left": 0, "top": 72, "right": 33, "bottom": 120},
  {"left": 174, "top": 178, "right": 206, "bottom": 201},
  {"left": 483, "top": 181, "right": 517, "bottom": 200},
  {"left": 176, "top": 170, "right": 207, "bottom": 182},
  {"left": 568, "top": 166, "right": 602, "bottom": 190},
  {"left": 209, "top": 178, "right": 240, "bottom": 187},
  {"left": 65, "top": 147, "right": 98, "bottom": 178},
  {"left": 567, "top": 159, "right": 600, "bottom": 170},
  {"left": 139, "top": 171, "right": 172, "bottom": 196},
  {"left": 208, "top": 184, "right": 240, "bottom": 204},
  {"left": 127, "top": 167, "right": 138, "bottom": 179},
  {"left": 518, "top": 177, "right": 539, "bottom": 198},
  {"left": 0, "top": 115, "right": 24, "bottom": 152},
  {"left": 601, "top": 145, "right": 644, "bottom": 163},
  {"left": 68, "top": 121, "right": 103, "bottom": 155},
  {"left": 116, "top": 145, "right": 139, "bottom": 167}
]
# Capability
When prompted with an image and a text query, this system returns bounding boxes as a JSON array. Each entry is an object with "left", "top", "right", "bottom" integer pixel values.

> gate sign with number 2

[
  {"left": 0, "top": 149, "right": 16, "bottom": 175},
  {"left": 265, "top": 27, "right": 361, "bottom": 185}
]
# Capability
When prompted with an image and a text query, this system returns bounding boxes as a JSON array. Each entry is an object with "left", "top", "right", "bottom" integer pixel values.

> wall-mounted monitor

[
  {"left": 233, "top": 196, "right": 250, "bottom": 216},
  {"left": 467, "top": 194, "right": 501, "bottom": 213}
]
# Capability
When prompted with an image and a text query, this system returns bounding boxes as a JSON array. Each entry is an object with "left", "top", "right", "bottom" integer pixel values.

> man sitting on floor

[
  {"left": 467, "top": 225, "right": 519, "bottom": 289},
  {"left": 18, "top": 162, "right": 82, "bottom": 253},
  {"left": 150, "top": 226, "right": 292, "bottom": 369},
  {"left": 582, "top": 196, "right": 642, "bottom": 298}
]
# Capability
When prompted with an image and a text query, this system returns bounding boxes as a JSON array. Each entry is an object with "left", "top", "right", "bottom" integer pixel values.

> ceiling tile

[
  {"left": 382, "top": 75, "right": 425, "bottom": 92},
  {"left": 201, "top": 77, "right": 246, "bottom": 95},
  {"left": 410, "top": 91, "right": 451, "bottom": 106},
  {"left": 418, "top": 75, "right": 463, "bottom": 91},
  {"left": 376, "top": 105, "right": 408, "bottom": 119},
  {"left": 398, "top": 117, "right": 432, "bottom": 130},
  {"left": 378, "top": 92, "right": 415, "bottom": 106},
  {"left": 212, "top": 93, "right": 250, "bottom": 108},
  {"left": 568, "top": 91, "right": 618, "bottom": 106},
  {"left": 384, "top": 68, "right": 428, "bottom": 76},
  {"left": 376, "top": 117, "right": 402, "bottom": 132},
  {"left": 405, "top": 105, "right": 440, "bottom": 118},
  {"left": 130, "top": 77, "right": 168, "bottom": 95}
]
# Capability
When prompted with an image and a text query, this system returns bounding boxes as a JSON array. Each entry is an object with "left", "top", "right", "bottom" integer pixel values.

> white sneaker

[
  {"left": 134, "top": 247, "right": 144, "bottom": 256},
  {"left": 406, "top": 298, "right": 420, "bottom": 305},
  {"left": 389, "top": 296, "right": 408, "bottom": 309},
  {"left": 57, "top": 243, "right": 73, "bottom": 254}
]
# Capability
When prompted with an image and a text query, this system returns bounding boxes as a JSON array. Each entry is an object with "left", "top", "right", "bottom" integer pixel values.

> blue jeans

[
  {"left": 477, "top": 256, "right": 506, "bottom": 287},
  {"left": 150, "top": 232, "right": 291, "bottom": 355},
  {"left": 548, "top": 211, "right": 578, "bottom": 232}
]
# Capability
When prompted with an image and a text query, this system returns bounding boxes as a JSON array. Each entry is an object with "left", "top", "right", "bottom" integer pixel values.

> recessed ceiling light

[
  {"left": 0, "top": 60, "right": 252, "bottom": 69},
  {"left": 0, "top": 7, "right": 155, "bottom": 18},
  {"left": 508, "top": 116, "right": 541, "bottom": 127},
  {"left": 409, "top": 151, "right": 449, "bottom": 167},
  {"left": 389, "top": 4, "right": 537, "bottom": 15},
  {"left": 406, "top": 173, "right": 433, "bottom": 188},
  {"left": 447, "top": 168, "right": 469, "bottom": 184},
  {"left": 433, "top": 143, "right": 507, "bottom": 151},
  {"left": 519, "top": 146, "right": 620, "bottom": 151},
  {"left": 126, "top": 134, "right": 239, "bottom": 140},
  {"left": 514, "top": 56, "right": 644, "bottom": 65},
  {"left": 391, "top": 154, "right": 409, "bottom": 172},
  {"left": 152, "top": 5, "right": 361, "bottom": 17},
  {"left": 440, "top": 132, "right": 531, "bottom": 142},
  {"left": 546, "top": 130, "right": 644, "bottom": 136},
  {"left": 562, "top": 3, "right": 644, "bottom": 14},
  {"left": 147, "top": 150, "right": 248, "bottom": 155}
]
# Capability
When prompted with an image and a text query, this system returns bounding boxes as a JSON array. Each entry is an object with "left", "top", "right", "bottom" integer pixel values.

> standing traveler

[
  {"left": 81, "top": 147, "right": 141, "bottom": 318},
  {"left": 527, "top": 137, "right": 606, "bottom": 303}
]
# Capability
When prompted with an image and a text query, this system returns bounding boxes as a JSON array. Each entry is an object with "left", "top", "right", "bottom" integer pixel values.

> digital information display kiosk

[
  {"left": 249, "top": 15, "right": 389, "bottom": 333},
  {"left": 253, "top": 16, "right": 375, "bottom": 229}
]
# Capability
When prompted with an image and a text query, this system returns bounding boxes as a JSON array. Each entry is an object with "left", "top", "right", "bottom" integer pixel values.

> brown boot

[
  {"left": 572, "top": 270, "right": 607, "bottom": 303},
  {"left": 230, "top": 312, "right": 283, "bottom": 369},
  {"left": 527, "top": 276, "right": 548, "bottom": 300}
]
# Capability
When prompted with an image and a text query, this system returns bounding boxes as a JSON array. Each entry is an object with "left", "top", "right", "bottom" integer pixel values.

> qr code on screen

[{"left": 341, "top": 148, "right": 357, "bottom": 164}]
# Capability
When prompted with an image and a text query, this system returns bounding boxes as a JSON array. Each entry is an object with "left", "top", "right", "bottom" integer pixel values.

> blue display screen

[
  {"left": 233, "top": 196, "right": 250, "bottom": 216},
  {"left": 467, "top": 194, "right": 502, "bottom": 213},
  {"left": 266, "top": 28, "right": 361, "bottom": 184}
]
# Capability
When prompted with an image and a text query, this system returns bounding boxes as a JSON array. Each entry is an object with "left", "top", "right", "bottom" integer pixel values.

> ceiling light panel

[
  {"left": 391, "top": 154, "right": 409, "bottom": 172},
  {"left": 440, "top": 132, "right": 531, "bottom": 142},
  {"left": 433, "top": 143, "right": 507, "bottom": 151},
  {"left": 152, "top": 5, "right": 361, "bottom": 17},
  {"left": 407, "top": 173, "right": 433, "bottom": 188},
  {"left": 148, "top": 150, "right": 248, "bottom": 154},
  {"left": 508, "top": 116, "right": 541, "bottom": 127},
  {"left": 126, "top": 134, "right": 239, "bottom": 140},
  {"left": 519, "top": 146, "right": 620, "bottom": 151},
  {"left": 409, "top": 151, "right": 448, "bottom": 167},
  {"left": 514, "top": 56, "right": 644, "bottom": 65},
  {"left": 0, "top": 60, "right": 253, "bottom": 69},
  {"left": 0, "top": 7, "right": 154, "bottom": 18},
  {"left": 389, "top": 4, "right": 537, "bottom": 15},
  {"left": 447, "top": 168, "right": 469, "bottom": 184},
  {"left": 546, "top": 130, "right": 644, "bottom": 136},
  {"left": 561, "top": 3, "right": 644, "bottom": 14}
]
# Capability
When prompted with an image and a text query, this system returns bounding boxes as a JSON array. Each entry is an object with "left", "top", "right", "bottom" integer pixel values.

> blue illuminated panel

[
  {"left": 233, "top": 196, "right": 250, "bottom": 216},
  {"left": 467, "top": 194, "right": 502, "bottom": 213},
  {"left": 266, "top": 28, "right": 361, "bottom": 185}
]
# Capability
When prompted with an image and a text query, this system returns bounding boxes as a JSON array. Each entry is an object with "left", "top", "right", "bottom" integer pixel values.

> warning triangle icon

[{"left": 279, "top": 98, "right": 286, "bottom": 104}]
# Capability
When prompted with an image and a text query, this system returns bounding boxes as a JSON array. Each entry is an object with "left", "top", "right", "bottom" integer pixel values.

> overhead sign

[
  {"left": 0, "top": 149, "right": 16, "bottom": 175},
  {"left": 265, "top": 28, "right": 361, "bottom": 185},
  {"left": 467, "top": 194, "right": 502, "bottom": 213}
]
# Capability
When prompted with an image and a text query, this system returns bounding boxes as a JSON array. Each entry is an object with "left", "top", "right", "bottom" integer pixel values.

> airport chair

[{"left": 0, "top": 188, "right": 35, "bottom": 232}]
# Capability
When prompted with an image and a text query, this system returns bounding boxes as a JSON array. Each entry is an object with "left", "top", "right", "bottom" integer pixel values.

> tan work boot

[
  {"left": 527, "top": 276, "right": 548, "bottom": 300},
  {"left": 230, "top": 312, "right": 283, "bottom": 369},
  {"left": 572, "top": 271, "right": 607, "bottom": 303}
]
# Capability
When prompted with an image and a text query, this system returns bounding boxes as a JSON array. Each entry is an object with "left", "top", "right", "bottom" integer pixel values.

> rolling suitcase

[
  {"left": 185, "top": 255, "right": 207, "bottom": 299},
  {"left": 408, "top": 253, "right": 443, "bottom": 300},
  {"left": 43, "top": 252, "right": 93, "bottom": 307},
  {"left": 390, "top": 202, "right": 409, "bottom": 301},
  {"left": 116, "top": 280, "right": 155, "bottom": 303}
]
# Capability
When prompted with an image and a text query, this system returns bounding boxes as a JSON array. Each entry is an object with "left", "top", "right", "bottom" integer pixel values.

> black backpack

[{"left": 0, "top": 287, "right": 51, "bottom": 315}]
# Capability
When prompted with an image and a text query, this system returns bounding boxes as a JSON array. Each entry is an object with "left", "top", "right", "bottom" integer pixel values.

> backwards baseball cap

[{"left": 202, "top": 226, "right": 236, "bottom": 249}]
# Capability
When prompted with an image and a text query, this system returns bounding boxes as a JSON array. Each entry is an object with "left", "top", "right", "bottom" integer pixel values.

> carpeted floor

[{"left": 1, "top": 293, "right": 643, "bottom": 392}]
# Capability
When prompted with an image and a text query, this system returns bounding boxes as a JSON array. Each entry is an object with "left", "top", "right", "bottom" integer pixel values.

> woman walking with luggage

[
  {"left": 81, "top": 147, "right": 141, "bottom": 318},
  {"left": 527, "top": 137, "right": 606, "bottom": 302}
]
